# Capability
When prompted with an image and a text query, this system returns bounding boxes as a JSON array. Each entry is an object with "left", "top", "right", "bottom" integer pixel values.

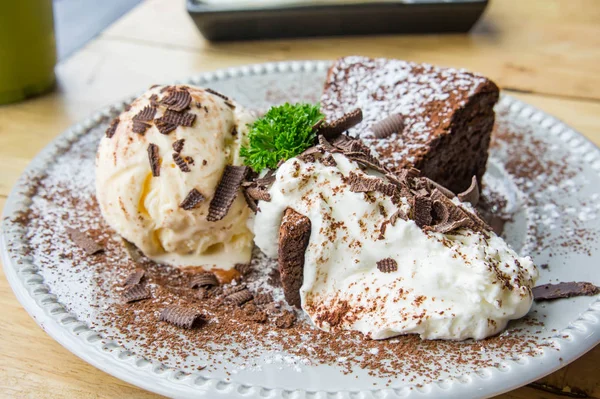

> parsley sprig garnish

[{"left": 240, "top": 103, "right": 324, "bottom": 172}]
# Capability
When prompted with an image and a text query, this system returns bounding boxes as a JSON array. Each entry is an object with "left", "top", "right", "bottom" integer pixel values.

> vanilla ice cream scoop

[
  {"left": 254, "top": 152, "right": 538, "bottom": 340},
  {"left": 96, "top": 85, "right": 255, "bottom": 269}
]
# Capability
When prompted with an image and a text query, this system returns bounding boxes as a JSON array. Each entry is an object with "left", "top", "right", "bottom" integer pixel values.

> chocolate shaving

[
  {"left": 345, "top": 151, "right": 387, "bottom": 173},
  {"left": 298, "top": 146, "right": 324, "bottom": 162},
  {"left": 173, "top": 139, "right": 185, "bottom": 153},
  {"left": 226, "top": 289, "right": 253, "bottom": 306},
  {"left": 65, "top": 227, "right": 103, "bottom": 255},
  {"left": 370, "top": 114, "right": 404, "bottom": 139},
  {"left": 157, "top": 109, "right": 196, "bottom": 127},
  {"left": 133, "top": 105, "right": 157, "bottom": 122},
  {"left": 132, "top": 120, "right": 151, "bottom": 135},
  {"left": 412, "top": 195, "right": 432, "bottom": 228},
  {"left": 224, "top": 284, "right": 247, "bottom": 296},
  {"left": 234, "top": 263, "right": 252, "bottom": 276},
  {"left": 390, "top": 209, "right": 408, "bottom": 226},
  {"left": 123, "top": 268, "right": 145, "bottom": 286},
  {"left": 173, "top": 152, "right": 191, "bottom": 172},
  {"left": 147, "top": 143, "right": 160, "bottom": 177},
  {"left": 330, "top": 134, "right": 355, "bottom": 152},
  {"left": 207, "top": 165, "right": 248, "bottom": 221},
  {"left": 242, "top": 189, "right": 258, "bottom": 213},
  {"left": 161, "top": 89, "right": 191, "bottom": 112},
  {"left": 318, "top": 108, "right": 363, "bottom": 139},
  {"left": 245, "top": 185, "right": 271, "bottom": 202},
  {"left": 320, "top": 154, "right": 337, "bottom": 167},
  {"left": 377, "top": 258, "right": 398, "bottom": 273},
  {"left": 348, "top": 172, "right": 396, "bottom": 196},
  {"left": 159, "top": 305, "right": 204, "bottom": 329},
  {"left": 429, "top": 189, "right": 488, "bottom": 233},
  {"left": 121, "top": 239, "right": 143, "bottom": 262},
  {"left": 423, "top": 177, "right": 455, "bottom": 199},
  {"left": 180, "top": 188, "right": 205, "bottom": 210},
  {"left": 154, "top": 119, "right": 177, "bottom": 135},
  {"left": 317, "top": 135, "right": 341, "bottom": 154},
  {"left": 457, "top": 176, "right": 480, "bottom": 206},
  {"left": 254, "top": 292, "right": 273, "bottom": 305},
  {"left": 190, "top": 272, "right": 219, "bottom": 288},
  {"left": 278, "top": 209, "right": 311, "bottom": 308},
  {"left": 149, "top": 94, "right": 159, "bottom": 107},
  {"left": 533, "top": 282, "right": 599, "bottom": 301},
  {"left": 432, "top": 200, "right": 450, "bottom": 225},
  {"left": 105, "top": 118, "right": 119, "bottom": 138},
  {"left": 122, "top": 285, "right": 151, "bottom": 303},
  {"left": 275, "top": 311, "right": 296, "bottom": 329},
  {"left": 205, "top": 88, "right": 230, "bottom": 101}
]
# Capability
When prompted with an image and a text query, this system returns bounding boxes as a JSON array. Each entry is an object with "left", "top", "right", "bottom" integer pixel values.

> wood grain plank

[{"left": 101, "top": 0, "right": 600, "bottom": 100}]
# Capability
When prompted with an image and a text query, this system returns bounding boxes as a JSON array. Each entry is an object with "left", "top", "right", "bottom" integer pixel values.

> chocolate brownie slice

[
  {"left": 321, "top": 56, "right": 499, "bottom": 194},
  {"left": 278, "top": 208, "right": 311, "bottom": 308}
]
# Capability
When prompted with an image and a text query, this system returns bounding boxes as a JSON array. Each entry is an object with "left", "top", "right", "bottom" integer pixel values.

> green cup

[{"left": 0, "top": 0, "right": 56, "bottom": 105}]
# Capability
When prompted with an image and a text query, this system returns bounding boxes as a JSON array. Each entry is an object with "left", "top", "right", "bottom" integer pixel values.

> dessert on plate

[
  {"left": 92, "top": 58, "right": 542, "bottom": 342},
  {"left": 11, "top": 56, "right": 600, "bottom": 384}
]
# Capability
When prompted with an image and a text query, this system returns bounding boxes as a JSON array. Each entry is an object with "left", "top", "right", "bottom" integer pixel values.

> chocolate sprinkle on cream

[
  {"left": 348, "top": 172, "right": 395, "bottom": 196},
  {"left": 123, "top": 268, "right": 145, "bottom": 286},
  {"left": 207, "top": 165, "right": 248, "bottom": 221},
  {"left": 173, "top": 152, "right": 191, "bottom": 172},
  {"left": 122, "top": 284, "right": 151, "bottom": 303},
  {"left": 412, "top": 195, "right": 433, "bottom": 228},
  {"left": 65, "top": 227, "right": 103, "bottom": 255},
  {"left": 154, "top": 119, "right": 178, "bottom": 135},
  {"left": 161, "top": 89, "right": 191, "bottom": 112},
  {"left": 158, "top": 109, "right": 196, "bottom": 127},
  {"left": 147, "top": 143, "right": 160, "bottom": 177},
  {"left": 132, "top": 120, "right": 151, "bottom": 135},
  {"left": 180, "top": 188, "right": 205, "bottom": 210},
  {"left": 149, "top": 94, "right": 159, "bottom": 107},
  {"left": 533, "top": 282, "right": 600, "bottom": 301},
  {"left": 370, "top": 114, "right": 404, "bottom": 139},
  {"left": 205, "top": 88, "right": 230, "bottom": 101},
  {"left": 226, "top": 289, "right": 253, "bottom": 306},
  {"left": 190, "top": 272, "right": 219, "bottom": 288},
  {"left": 133, "top": 105, "right": 157, "bottom": 122},
  {"left": 159, "top": 305, "right": 204, "bottom": 329},
  {"left": 172, "top": 138, "right": 185, "bottom": 153},
  {"left": 105, "top": 118, "right": 119, "bottom": 138},
  {"left": 458, "top": 176, "right": 480, "bottom": 206},
  {"left": 377, "top": 258, "right": 398, "bottom": 273},
  {"left": 278, "top": 208, "right": 311, "bottom": 308},
  {"left": 318, "top": 108, "right": 363, "bottom": 139}
]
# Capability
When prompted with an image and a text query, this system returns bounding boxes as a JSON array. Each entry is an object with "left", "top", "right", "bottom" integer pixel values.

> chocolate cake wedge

[
  {"left": 321, "top": 56, "right": 499, "bottom": 193},
  {"left": 278, "top": 208, "right": 311, "bottom": 308}
]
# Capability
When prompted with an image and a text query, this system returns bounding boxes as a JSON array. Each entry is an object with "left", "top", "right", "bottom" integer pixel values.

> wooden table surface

[{"left": 1, "top": 0, "right": 599, "bottom": 397}]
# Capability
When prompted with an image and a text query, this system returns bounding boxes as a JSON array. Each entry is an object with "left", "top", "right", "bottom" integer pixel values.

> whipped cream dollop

[
  {"left": 254, "top": 152, "right": 538, "bottom": 340},
  {"left": 96, "top": 85, "right": 255, "bottom": 269}
]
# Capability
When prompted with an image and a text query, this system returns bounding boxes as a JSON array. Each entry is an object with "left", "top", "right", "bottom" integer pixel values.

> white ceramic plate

[{"left": 2, "top": 61, "right": 600, "bottom": 399}]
